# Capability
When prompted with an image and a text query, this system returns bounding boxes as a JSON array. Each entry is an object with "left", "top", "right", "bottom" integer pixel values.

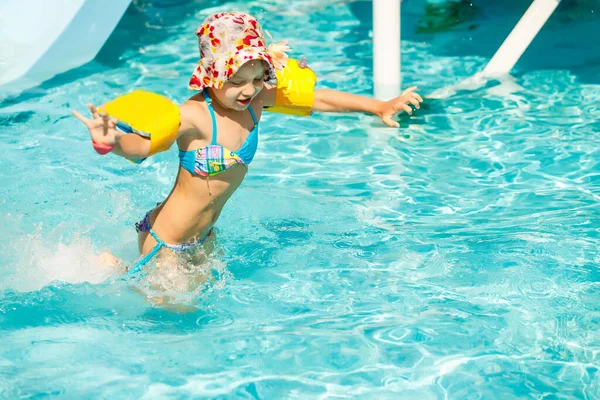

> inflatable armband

[
  {"left": 98, "top": 90, "right": 180, "bottom": 156},
  {"left": 266, "top": 58, "right": 317, "bottom": 116}
]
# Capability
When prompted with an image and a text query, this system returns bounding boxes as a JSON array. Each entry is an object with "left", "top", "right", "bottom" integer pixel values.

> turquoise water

[{"left": 1, "top": 1, "right": 600, "bottom": 398}]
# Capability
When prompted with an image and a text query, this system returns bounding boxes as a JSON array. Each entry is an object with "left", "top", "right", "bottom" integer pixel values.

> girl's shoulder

[
  {"left": 177, "top": 94, "right": 211, "bottom": 140},
  {"left": 250, "top": 85, "right": 276, "bottom": 122},
  {"left": 254, "top": 83, "right": 276, "bottom": 109},
  {"left": 182, "top": 92, "right": 209, "bottom": 117}
]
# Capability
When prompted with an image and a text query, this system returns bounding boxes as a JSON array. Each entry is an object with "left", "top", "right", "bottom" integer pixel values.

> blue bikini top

[{"left": 178, "top": 90, "right": 258, "bottom": 177}]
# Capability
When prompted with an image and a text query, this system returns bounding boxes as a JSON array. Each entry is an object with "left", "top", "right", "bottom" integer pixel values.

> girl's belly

[{"left": 149, "top": 165, "right": 247, "bottom": 245}]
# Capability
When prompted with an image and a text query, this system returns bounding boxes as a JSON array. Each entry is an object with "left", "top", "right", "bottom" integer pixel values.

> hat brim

[{"left": 188, "top": 49, "right": 276, "bottom": 91}]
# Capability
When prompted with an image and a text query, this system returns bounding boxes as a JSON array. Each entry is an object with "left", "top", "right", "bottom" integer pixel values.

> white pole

[
  {"left": 373, "top": 0, "right": 401, "bottom": 100},
  {"left": 483, "top": 0, "right": 560, "bottom": 75}
]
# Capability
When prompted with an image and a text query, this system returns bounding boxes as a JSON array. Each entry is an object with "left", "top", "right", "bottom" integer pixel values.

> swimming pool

[{"left": 1, "top": 0, "right": 599, "bottom": 397}]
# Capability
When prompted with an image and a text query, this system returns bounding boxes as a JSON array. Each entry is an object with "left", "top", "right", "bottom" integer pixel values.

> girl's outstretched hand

[
  {"left": 378, "top": 86, "right": 423, "bottom": 127},
  {"left": 72, "top": 104, "right": 123, "bottom": 147}
]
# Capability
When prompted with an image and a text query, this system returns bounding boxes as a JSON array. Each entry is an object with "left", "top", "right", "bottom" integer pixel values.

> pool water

[{"left": 1, "top": 0, "right": 599, "bottom": 398}]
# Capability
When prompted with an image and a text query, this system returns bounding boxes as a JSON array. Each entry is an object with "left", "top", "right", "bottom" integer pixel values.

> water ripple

[{"left": 0, "top": 0, "right": 599, "bottom": 398}]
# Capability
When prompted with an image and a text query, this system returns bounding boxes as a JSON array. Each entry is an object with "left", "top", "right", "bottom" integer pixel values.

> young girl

[{"left": 72, "top": 12, "right": 422, "bottom": 279}]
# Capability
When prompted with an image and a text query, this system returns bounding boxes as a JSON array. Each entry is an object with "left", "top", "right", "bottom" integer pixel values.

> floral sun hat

[{"left": 188, "top": 12, "right": 290, "bottom": 91}]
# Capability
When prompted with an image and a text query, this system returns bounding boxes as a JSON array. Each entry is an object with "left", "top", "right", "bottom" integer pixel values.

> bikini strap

[
  {"left": 128, "top": 229, "right": 164, "bottom": 275},
  {"left": 203, "top": 90, "right": 218, "bottom": 145},
  {"left": 248, "top": 106, "right": 258, "bottom": 126}
]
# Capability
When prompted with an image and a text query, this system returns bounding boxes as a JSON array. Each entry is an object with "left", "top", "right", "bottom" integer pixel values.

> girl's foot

[{"left": 97, "top": 251, "right": 126, "bottom": 273}]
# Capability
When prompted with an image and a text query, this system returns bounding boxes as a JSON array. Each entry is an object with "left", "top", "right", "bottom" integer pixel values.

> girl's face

[{"left": 210, "top": 60, "right": 267, "bottom": 111}]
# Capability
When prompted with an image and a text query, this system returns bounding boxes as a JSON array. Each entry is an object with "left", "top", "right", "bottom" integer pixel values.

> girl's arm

[
  {"left": 73, "top": 104, "right": 149, "bottom": 159},
  {"left": 72, "top": 102, "right": 197, "bottom": 159},
  {"left": 111, "top": 133, "right": 150, "bottom": 159},
  {"left": 313, "top": 87, "right": 423, "bottom": 127}
]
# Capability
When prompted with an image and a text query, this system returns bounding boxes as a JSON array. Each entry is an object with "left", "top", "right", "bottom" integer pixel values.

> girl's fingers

[
  {"left": 401, "top": 87, "right": 423, "bottom": 104},
  {"left": 393, "top": 102, "right": 413, "bottom": 115},
  {"left": 411, "top": 92, "right": 424, "bottom": 103},
  {"left": 407, "top": 97, "right": 420, "bottom": 108},
  {"left": 382, "top": 116, "right": 400, "bottom": 128},
  {"left": 88, "top": 104, "right": 100, "bottom": 119},
  {"left": 402, "top": 86, "right": 418, "bottom": 96},
  {"left": 72, "top": 110, "right": 91, "bottom": 126},
  {"left": 102, "top": 113, "right": 110, "bottom": 135}
]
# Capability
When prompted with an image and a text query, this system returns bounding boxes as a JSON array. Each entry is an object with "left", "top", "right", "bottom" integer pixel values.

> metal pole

[{"left": 373, "top": 0, "right": 401, "bottom": 100}]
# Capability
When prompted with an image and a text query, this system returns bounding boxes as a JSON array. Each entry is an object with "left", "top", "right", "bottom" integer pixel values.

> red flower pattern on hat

[{"left": 188, "top": 12, "right": 289, "bottom": 91}]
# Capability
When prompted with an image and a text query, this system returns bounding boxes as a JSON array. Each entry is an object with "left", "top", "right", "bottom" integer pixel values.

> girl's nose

[{"left": 241, "top": 83, "right": 256, "bottom": 97}]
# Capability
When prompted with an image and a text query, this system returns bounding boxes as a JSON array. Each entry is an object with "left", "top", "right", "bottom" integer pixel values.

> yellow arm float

[
  {"left": 266, "top": 58, "right": 317, "bottom": 116},
  {"left": 97, "top": 90, "right": 180, "bottom": 157}
]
